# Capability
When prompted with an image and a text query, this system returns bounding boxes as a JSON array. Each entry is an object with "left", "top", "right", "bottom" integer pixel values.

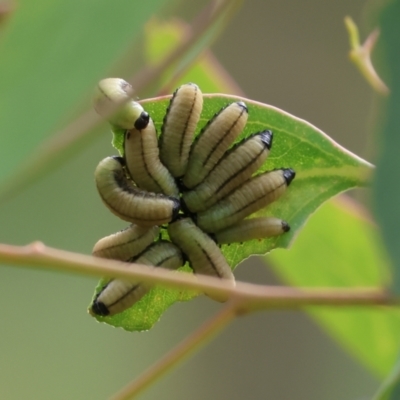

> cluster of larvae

[{"left": 90, "top": 78, "right": 295, "bottom": 317}]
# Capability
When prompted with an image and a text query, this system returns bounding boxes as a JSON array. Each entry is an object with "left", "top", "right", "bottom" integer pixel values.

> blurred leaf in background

[
  {"left": 368, "top": 0, "right": 400, "bottom": 397},
  {"left": 268, "top": 197, "right": 398, "bottom": 377},
  {"left": 0, "top": 0, "right": 169, "bottom": 188}
]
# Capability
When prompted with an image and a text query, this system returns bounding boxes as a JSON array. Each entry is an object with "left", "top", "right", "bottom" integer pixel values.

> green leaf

[
  {"left": 268, "top": 197, "right": 399, "bottom": 378},
  {"left": 92, "top": 93, "right": 372, "bottom": 331},
  {"left": 372, "top": 0, "right": 400, "bottom": 293}
]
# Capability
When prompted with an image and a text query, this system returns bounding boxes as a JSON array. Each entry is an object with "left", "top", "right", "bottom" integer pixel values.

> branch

[{"left": 0, "top": 241, "right": 395, "bottom": 312}]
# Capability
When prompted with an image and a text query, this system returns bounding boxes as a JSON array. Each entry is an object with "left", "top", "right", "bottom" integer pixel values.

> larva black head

[
  {"left": 134, "top": 111, "right": 150, "bottom": 130},
  {"left": 171, "top": 198, "right": 182, "bottom": 222},
  {"left": 282, "top": 168, "right": 296, "bottom": 186},
  {"left": 111, "top": 155, "right": 125, "bottom": 166},
  {"left": 91, "top": 301, "right": 110, "bottom": 316},
  {"left": 281, "top": 220, "right": 291, "bottom": 232},
  {"left": 259, "top": 130, "right": 273, "bottom": 149}
]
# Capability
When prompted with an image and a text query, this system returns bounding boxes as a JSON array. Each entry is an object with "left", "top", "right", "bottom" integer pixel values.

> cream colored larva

[
  {"left": 159, "top": 83, "right": 203, "bottom": 178},
  {"left": 95, "top": 156, "right": 180, "bottom": 227},
  {"left": 90, "top": 241, "right": 184, "bottom": 317},
  {"left": 92, "top": 224, "right": 160, "bottom": 261},
  {"left": 124, "top": 118, "right": 179, "bottom": 197},
  {"left": 182, "top": 130, "right": 273, "bottom": 213},
  {"left": 213, "top": 217, "right": 290, "bottom": 244},
  {"left": 196, "top": 168, "right": 295, "bottom": 233},
  {"left": 93, "top": 78, "right": 150, "bottom": 130},
  {"left": 182, "top": 101, "right": 248, "bottom": 189},
  {"left": 168, "top": 218, "right": 235, "bottom": 301}
]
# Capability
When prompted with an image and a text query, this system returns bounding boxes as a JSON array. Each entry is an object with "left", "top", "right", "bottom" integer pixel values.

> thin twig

[
  {"left": 0, "top": 241, "right": 395, "bottom": 310},
  {"left": 344, "top": 16, "right": 389, "bottom": 95},
  {"left": 111, "top": 301, "right": 237, "bottom": 400}
]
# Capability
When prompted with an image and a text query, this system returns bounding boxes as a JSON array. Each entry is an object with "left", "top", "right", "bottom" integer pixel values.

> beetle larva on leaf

[
  {"left": 159, "top": 83, "right": 203, "bottom": 178},
  {"left": 213, "top": 217, "right": 290, "bottom": 244},
  {"left": 196, "top": 168, "right": 295, "bottom": 233},
  {"left": 93, "top": 78, "right": 149, "bottom": 130},
  {"left": 90, "top": 78, "right": 298, "bottom": 323},
  {"left": 182, "top": 101, "right": 248, "bottom": 189},
  {"left": 95, "top": 156, "right": 180, "bottom": 227},
  {"left": 92, "top": 224, "right": 160, "bottom": 261},
  {"left": 168, "top": 218, "right": 234, "bottom": 302},
  {"left": 124, "top": 118, "right": 179, "bottom": 197},
  {"left": 90, "top": 240, "right": 184, "bottom": 317},
  {"left": 182, "top": 130, "right": 273, "bottom": 213}
]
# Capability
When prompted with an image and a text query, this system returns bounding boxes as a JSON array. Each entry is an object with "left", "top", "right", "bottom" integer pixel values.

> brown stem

[{"left": 0, "top": 241, "right": 395, "bottom": 310}]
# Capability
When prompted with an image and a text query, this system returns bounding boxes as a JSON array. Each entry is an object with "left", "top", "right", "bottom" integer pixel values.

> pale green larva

[
  {"left": 196, "top": 168, "right": 295, "bottom": 233},
  {"left": 213, "top": 217, "right": 290, "bottom": 244},
  {"left": 95, "top": 156, "right": 180, "bottom": 227},
  {"left": 90, "top": 240, "right": 184, "bottom": 317},
  {"left": 93, "top": 78, "right": 149, "bottom": 130},
  {"left": 124, "top": 118, "right": 179, "bottom": 197},
  {"left": 182, "top": 130, "right": 273, "bottom": 213},
  {"left": 92, "top": 224, "right": 160, "bottom": 261},
  {"left": 182, "top": 101, "right": 248, "bottom": 189},
  {"left": 159, "top": 83, "right": 203, "bottom": 178},
  {"left": 168, "top": 217, "right": 235, "bottom": 302}
]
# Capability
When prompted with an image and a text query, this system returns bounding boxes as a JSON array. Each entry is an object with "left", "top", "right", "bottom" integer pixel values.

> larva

[
  {"left": 182, "top": 130, "right": 273, "bottom": 213},
  {"left": 95, "top": 156, "right": 180, "bottom": 227},
  {"left": 90, "top": 240, "right": 184, "bottom": 317},
  {"left": 92, "top": 224, "right": 160, "bottom": 261},
  {"left": 93, "top": 78, "right": 149, "bottom": 130},
  {"left": 196, "top": 168, "right": 295, "bottom": 233},
  {"left": 124, "top": 118, "right": 179, "bottom": 197},
  {"left": 159, "top": 83, "right": 203, "bottom": 178},
  {"left": 213, "top": 217, "right": 290, "bottom": 244},
  {"left": 168, "top": 218, "right": 234, "bottom": 301},
  {"left": 182, "top": 101, "right": 248, "bottom": 189}
]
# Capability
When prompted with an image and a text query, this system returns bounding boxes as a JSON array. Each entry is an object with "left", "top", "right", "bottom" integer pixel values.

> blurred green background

[{"left": 0, "top": 0, "right": 382, "bottom": 399}]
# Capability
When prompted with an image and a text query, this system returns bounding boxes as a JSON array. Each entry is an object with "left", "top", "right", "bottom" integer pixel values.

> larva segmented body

[
  {"left": 90, "top": 240, "right": 184, "bottom": 317},
  {"left": 124, "top": 118, "right": 179, "bottom": 197},
  {"left": 95, "top": 156, "right": 180, "bottom": 227},
  {"left": 182, "top": 130, "right": 273, "bottom": 213},
  {"left": 168, "top": 218, "right": 235, "bottom": 301},
  {"left": 159, "top": 83, "right": 203, "bottom": 178},
  {"left": 182, "top": 101, "right": 248, "bottom": 189},
  {"left": 92, "top": 224, "right": 160, "bottom": 261},
  {"left": 93, "top": 78, "right": 150, "bottom": 130},
  {"left": 213, "top": 217, "right": 290, "bottom": 244},
  {"left": 196, "top": 168, "right": 295, "bottom": 233}
]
